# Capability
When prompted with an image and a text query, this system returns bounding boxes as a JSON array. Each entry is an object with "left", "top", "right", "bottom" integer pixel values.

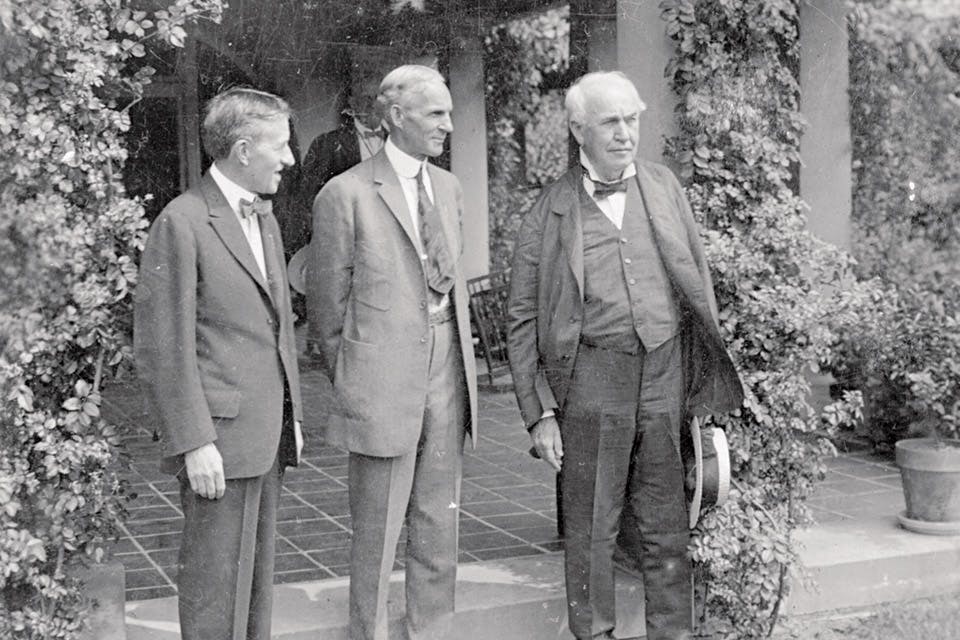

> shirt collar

[
  {"left": 384, "top": 137, "right": 428, "bottom": 180},
  {"left": 354, "top": 118, "right": 384, "bottom": 136},
  {"left": 579, "top": 149, "right": 637, "bottom": 185},
  {"left": 210, "top": 162, "right": 257, "bottom": 215}
]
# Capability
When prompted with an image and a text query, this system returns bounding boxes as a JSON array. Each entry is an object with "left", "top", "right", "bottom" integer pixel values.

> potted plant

[{"left": 895, "top": 290, "right": 960, "bottom": 534}]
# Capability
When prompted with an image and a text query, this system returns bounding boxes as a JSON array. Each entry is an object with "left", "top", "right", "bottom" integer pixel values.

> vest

[{"left": 579, "top": 176, "right": 679, "bottom": 353}]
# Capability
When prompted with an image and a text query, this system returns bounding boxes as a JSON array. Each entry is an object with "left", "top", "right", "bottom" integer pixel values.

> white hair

[
  {"left": 564, "top": 71, "right": 646, "bottom": 125},
  {"left": 376, "top": 64, "right": 446, "bottom": 120}
]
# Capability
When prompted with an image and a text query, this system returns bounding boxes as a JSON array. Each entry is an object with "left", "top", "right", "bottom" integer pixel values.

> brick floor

[{"left": 102, "top": 362, "right": 904, "bottom": 602}]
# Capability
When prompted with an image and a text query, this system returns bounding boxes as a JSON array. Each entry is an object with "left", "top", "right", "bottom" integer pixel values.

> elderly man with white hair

[
  {"left": 306, "top": 64, "right": 477, "bottom": 640},
  {"left": 506, "top": 71, "right": 743, "bottom": 640}
]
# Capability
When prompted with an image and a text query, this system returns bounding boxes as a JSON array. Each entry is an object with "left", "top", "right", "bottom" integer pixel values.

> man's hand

[
  {"left": 294, "top": 420, "right": 304, "bottom": 459},
  {"left": 184, "top": 442, "right": 225, "bottom": 500},
  {"left": 530, "top": 415, "right": 563, "bottom": 472}
]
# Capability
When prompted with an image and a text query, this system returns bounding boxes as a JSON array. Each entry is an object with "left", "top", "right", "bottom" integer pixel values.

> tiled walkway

[{"left": 103, "top": 366, "right": 904, "bottom": 602}]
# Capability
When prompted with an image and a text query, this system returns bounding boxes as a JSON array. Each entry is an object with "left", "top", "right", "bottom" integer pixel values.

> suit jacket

[
  {"left": 134, "top": 172, "right": 304, "bottom": 478},
  {"left": 293, "top": 122, "right": 362, "bottom": 253},
  {"left": 306, "top": 150, "right": 478, "bottom": 457},
  {"left": 506, "top": 160, "right": 743, "bottom": 429}
]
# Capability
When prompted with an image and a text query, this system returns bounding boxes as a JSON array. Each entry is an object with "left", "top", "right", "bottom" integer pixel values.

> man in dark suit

[
  {"left": 287, "top": 75, "right": 385, "bottom": 331},
  {"left": 506, "top": 71, "right": 743, "bottom": 640},
  {"left": 306, "top": 65, "right": 478, "bottom": 640},
  {"left": 295, "top": 74, "right": 385, "bottom": 257},
  {"left": 134, "top": 87, "right": 303, "bottom": 640}
]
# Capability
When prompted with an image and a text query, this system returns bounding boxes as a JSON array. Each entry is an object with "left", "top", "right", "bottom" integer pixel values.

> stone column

[
  {"left": 799, "top": 0, "right": 852, "bottom": 248},
  {"left": 448, "top": 32, "right": 490, "bottom": 279},
  {"left": 617, "top": 0, "right": 677, "bottom": 163}
]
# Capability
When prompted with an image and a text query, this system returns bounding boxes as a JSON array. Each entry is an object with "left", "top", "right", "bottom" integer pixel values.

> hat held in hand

[{"left": 685, "top": 416, "right": 731, "bottom": 529}]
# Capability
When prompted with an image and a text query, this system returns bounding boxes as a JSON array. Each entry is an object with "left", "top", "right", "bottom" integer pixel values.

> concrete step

[
  {"left": 124, "top": 516, "right": 960, "bottom": 639},
  {"left": 788, "top": 515, "right": 960, "bottom": 615}
]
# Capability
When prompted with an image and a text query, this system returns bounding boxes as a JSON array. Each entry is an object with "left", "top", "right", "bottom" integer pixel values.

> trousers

[{"left": 559, "top": 336, "right": 692, "bottom": 640}]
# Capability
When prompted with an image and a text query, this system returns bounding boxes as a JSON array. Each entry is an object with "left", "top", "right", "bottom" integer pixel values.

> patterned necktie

[
  {"left": 587, "top": 173, "right": 628, "bottom": 200},
  {"left": 239, "top": 196, "right": 272, "bottom": 219},
  {"left": 416, "top": 167, "right": 455, "bottom": 296}
]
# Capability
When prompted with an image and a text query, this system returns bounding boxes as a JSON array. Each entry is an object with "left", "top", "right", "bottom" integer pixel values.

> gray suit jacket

[
  {"left": 135, "top": 172, "right": 303, "bottom": 478},
  {"left": 306, "top": 150, "right": 478, "bottom": 457},
  {"left": 506, "top": 160, "right": 743, "bottom": 428}
]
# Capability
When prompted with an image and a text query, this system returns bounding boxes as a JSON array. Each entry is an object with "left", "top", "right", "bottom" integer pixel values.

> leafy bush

[
  {"left": 833, "top": 1, "right": 960, "bottom": 447},
  {"left": 832, "top": 281, "right": 960, "bottom": 447},
  {"left": 0, "top": 2, "right": 222, "bottom": 637},
  {"left": 661, "top": 0, "right": 870, "bottom": 636},
  {"left": 483, "top": 6, "right": 569, "bottom": 272},
  {"left": 848, "top": 1, "right": 960, "bottom": 286}
]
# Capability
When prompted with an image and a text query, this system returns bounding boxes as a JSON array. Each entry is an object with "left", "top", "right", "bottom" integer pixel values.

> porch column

[
  {"left": 799, "top": 0, "right": 852, "bottom": 248},
  {"left": 448, "top": 32, "right": 490, "bottom": 279},
  {"left": 617, "top": 1, "right": 677, "bottom": 163}
]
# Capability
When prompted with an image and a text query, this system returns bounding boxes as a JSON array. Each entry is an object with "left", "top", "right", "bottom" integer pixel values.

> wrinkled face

[
  {"left": 388, "top": 80, "right": 453, "bottom": 159},
  {"left": 237, "top": 117, "right": 295, "bottom": 194},
  {"left": 571, "top": 83, "right": 641, "bottom": 181}
]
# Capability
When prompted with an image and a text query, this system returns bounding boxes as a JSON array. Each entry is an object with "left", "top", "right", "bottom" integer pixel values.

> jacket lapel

[
  {"left": 554, "top": 170, "right": 585, "bottom": 301},
  {"left": 632, "top": 162, "right": 711, "bottom": 321},
  {"left": 338, "top": 124, "right": 360, "bottom": 167},
  {"left": 202, "top": 172, "right": 272, "bottom": 300},
  {"left": 373, "top": 151, "right": 421, "bottom": 253}
]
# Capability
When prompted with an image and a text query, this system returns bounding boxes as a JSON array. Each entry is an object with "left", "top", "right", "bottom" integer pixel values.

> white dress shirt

[
  {"left": 355, "top": 119, "right": 385, "bottom": 161},
  {"left": 580, "top": 149, "right": 638, "bottom": 230},
  {"left": 210, "top": 162, "right": 267, "bottom": 280},
  {"left": 383, "top": 137, "right": 449, "bottom": 312}
]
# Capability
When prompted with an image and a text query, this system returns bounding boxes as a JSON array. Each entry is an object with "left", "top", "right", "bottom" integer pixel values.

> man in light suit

[
  {"left": 507, "top": 72, "right": 743, "bottom": 640},
  {"left": 135, "top": 87, "right": 304, "bottom": 640},
  {"left": 306, "top": 65, "right": 478, "bottom": 640}
]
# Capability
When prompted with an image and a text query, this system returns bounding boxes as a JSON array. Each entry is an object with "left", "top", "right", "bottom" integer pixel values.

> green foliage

[
  {"left": 848, "top": 1, "right": 960, "bottom": 286},
  {"left": 834, "top": 1, "right": 960, "bottom": 448},
  {"left": 483, "top": 6, "right": 569, "bottom": 272},
  {"left": 0, "top": 1, "right": 223, "bottom": 637},
  {"left": 832, "top": 281, "right": 960, "bottom": 446},
  {"left": 661, "top": 0, "right": 869, "bottom": 636}
]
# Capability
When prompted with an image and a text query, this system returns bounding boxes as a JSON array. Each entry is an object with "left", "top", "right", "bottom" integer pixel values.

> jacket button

[
  {"left": 420, "top": 337, "right": 427, "bottom": 344},
  {"left": 620, "top": 237, "right": 628, "bottom": 244},
  {"left": 624, "top": 258, "right": 632, "bottom": 264},
  {"left": 628, "top": 278, "right": 636, "bottom": 285},
  {"left": 267, "top": 318, "right": 274, "bottom": 325},
  {"left": 419, "top": 300, "right": 427, "bottom": 309},
  {"left": 569, "top": 317, "right": 578, "bottom": 324}
]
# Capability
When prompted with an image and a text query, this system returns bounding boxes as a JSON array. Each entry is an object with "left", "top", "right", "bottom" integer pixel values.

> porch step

[{"left": 124, "top": 516, "right": 960, "bottom": 639}]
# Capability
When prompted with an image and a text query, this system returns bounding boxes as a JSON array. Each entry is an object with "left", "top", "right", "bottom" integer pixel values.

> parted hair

[
  {"left": 202, "top": 87, "right": 291, "bottom": 160},
  {"left": 376, "top": 65, "right": 445, "bottom": 124},
  {"left": 564, "top": 71, "right": 646, "bottom": 125}
]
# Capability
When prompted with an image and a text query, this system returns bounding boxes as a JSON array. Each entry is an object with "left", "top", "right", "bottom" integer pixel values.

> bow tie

[
  {"left": 588, "top": 176, "right": 628, "bottom": 200},
  {"left": 359, "top": 127, "right": 385, "bottom": 139},
  {"left": 238, "top": 197, "right": 271, "bottom": 219}
]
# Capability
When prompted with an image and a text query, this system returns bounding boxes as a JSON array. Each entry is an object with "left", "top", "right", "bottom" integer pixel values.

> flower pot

[{"left": 895, "top": 437, "right": 960, "bottom": 535}]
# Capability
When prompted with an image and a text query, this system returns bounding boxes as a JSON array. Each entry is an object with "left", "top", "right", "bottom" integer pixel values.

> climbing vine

[
  {"left": 0, "top": 1, "right": 223, "bottom": 637},
  {"left": 661, "top": 1, "right": 869, "bottom": 637}
]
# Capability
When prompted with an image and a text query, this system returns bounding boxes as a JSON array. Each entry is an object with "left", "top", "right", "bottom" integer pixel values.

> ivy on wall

[
  {"left": 661, "top": 1, "right": 869, "bottom": 637},
  {"left": 0, "top": 2, "right": 223, "bottom": 637}
]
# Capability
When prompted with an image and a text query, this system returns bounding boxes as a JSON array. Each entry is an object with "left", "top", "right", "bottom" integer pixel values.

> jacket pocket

[
  {"left": 354, "top": 252, "right": 392, "bottom": 311},
  {"left": 204, "top": 388, "right": 241, "bottom": 419}
]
